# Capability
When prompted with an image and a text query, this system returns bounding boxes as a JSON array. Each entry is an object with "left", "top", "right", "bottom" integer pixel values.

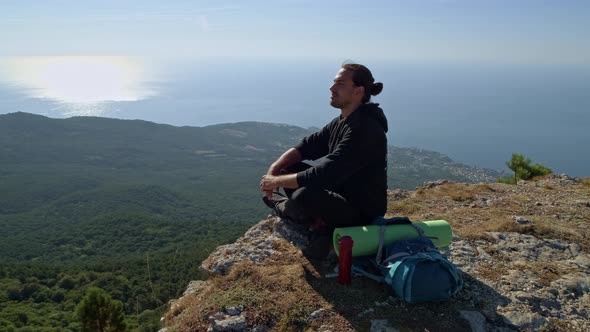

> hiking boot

[
  {"left": 262, "top": 192, "right": 287, "bottom": 216},
  {"left": 303, "top": 232, "right": 333, "bottom": 260}
]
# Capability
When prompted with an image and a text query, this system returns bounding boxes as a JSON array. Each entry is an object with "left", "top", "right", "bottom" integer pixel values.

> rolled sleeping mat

[{"left": 333, "top": 220, "right": 452, "bottom": 257}]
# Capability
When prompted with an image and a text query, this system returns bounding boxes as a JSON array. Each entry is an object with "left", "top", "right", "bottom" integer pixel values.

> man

[{"left": 260, "top": 63, "right": 388, "bottom": 254}]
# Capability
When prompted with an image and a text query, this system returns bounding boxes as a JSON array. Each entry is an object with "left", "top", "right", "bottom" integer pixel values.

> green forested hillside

[{"left": 0, "top": 112, "right": 502, "bottom": 330}]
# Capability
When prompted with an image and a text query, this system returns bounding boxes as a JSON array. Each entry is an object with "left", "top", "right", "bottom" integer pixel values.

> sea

[{"left": 1, "top": 58, "right": 589, "bottom": 177}]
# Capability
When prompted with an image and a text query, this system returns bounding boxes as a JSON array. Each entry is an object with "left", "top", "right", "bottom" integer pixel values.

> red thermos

[{"left": 338, "top": 236, "right": 354, "bottom": 285}]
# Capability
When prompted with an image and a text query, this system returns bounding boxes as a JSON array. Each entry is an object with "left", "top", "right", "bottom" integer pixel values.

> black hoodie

[{"left": 294, "top": 103, "right": 388, "bottom": 220}]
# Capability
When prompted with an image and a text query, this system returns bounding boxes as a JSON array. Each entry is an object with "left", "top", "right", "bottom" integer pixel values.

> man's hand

[
  {"left": 261, "top": 175, "right": 278, "bottom": 199},
  {"left": 260, "top": 174, "right": 279, "bottom": 192},
  {"left": 260, "top": 173, "right": 299, "bottom": 198},
  {"left": 261, "top": 148, "right": 302, "bottom": 198}
]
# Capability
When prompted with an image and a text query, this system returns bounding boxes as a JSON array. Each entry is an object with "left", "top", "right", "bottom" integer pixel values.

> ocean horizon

[{"left": 1, "top": 59, "right": 589, "bottom": 177}]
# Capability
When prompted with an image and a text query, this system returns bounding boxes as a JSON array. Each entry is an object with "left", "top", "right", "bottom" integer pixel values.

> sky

[
  {"left": 0, "top": 1, "right": 589, "bottom": 175},
  {"left": 1, "top": 0, "right": 589, "bottom": 65}
]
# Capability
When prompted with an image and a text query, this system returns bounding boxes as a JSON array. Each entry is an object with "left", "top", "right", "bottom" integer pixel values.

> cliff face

[{"left": 163, "top": 174, "right": 590, "bottom": 332}]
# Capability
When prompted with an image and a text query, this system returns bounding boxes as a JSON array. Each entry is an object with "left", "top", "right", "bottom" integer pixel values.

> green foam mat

[{"left": 333, "top": 220, "right": 452, "bottom": 256}]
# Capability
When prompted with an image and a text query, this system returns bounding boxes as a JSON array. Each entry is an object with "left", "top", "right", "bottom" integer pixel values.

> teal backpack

[{"left": 352, "top": 217, "right": 463, "bottom": 303}]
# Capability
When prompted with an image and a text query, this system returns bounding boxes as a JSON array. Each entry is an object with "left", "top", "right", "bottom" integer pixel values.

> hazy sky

[{"left": 1, "top": 0, "right": 589, "bottom": 65}]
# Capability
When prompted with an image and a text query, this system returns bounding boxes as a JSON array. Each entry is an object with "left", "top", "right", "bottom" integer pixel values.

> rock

[
  {"left": 574, "top": 255, "right": 590, "bottom": 268},
  {"left": 309, "top": 308, "right": 326, "bottom": 320},
  {"left": 537, "top": 173, "right": 581, "bottom": 186},
  {"left": 418, "top": 179, "right": 450, "bottom": 190},
  {"left": 553, "top": 273, "right": 590, "bottom": 298},
  {"left": 209, "top": 312, "right": 226, "bottom": 322},
  {"left": 211, "top": 314, "right": 247, "bottom": 331},
  {"left": 387, "top": 189, "right": 410, "bottom": 200},
  {"left": 225, "top": 306, "right": 242, "bottom": 316},
  {"left": 202, "top": 217, "right": 302, "bottom": 275},
  {"left": 272, "top": 219, "right": 309, "bottom": 249},
  {"left": 183, "top": 280, "right": 210, "bottom": 296},
  {"left": 569, "top": 243, "right": 581, "bottom": 256},
  {"left": 476, "top": 247, "right": 492, "bottom": 260},
  {"left": 513, "top": 216, "right": 532, "bottom": 225},
  {"left": 500, "top": 311, "right": 547, "bottom": 330},
  {"left": 358, "top": 308, "right": 374, "bottom": 318},
  {"left": 370, "top": 319, "right": 399, "bottom": 332},
  {"left": 250, "top": 324, "right": 268, "bottom": 332},
  {"left": 422, "top": 212, "right": 435, "bottom": 219},
  {"left": 459, "top": 310, "right": 487, "bottom": 332}
]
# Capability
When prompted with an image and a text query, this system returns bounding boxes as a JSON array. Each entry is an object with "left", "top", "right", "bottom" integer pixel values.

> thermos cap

[{"left": 338, "top": 235, "right": 354, "bottom": 246}]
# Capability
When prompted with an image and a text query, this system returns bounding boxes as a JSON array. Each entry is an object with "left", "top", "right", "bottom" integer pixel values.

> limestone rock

[
  {"left": 418, "top": 179, "right": 451, "bottom": 190},
  {"left": 201, "top": 217, "right": 308, "bottom": 275},
  {"left": 459, "top": 310, "right": 487, "bottom": 332},
  {"left": 211, "top": 314, "right": 247, "bottom": 331},
  {"left": 183, "top": 280, "right": 210, "bottom": 296},
  {"left": 500, "top": 310, "right": 547, "bottom": 330},
  {"left": 513, "top": 216, "right": 533, "bottom": 225},
  {"left": 370, "top": 319, "right": 399, "bottom": 332}
]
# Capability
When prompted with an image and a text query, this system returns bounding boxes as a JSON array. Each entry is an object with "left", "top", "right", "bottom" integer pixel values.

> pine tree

[
  {"left": 76, "top": 287, "right": 126, "bottom": 332},
  {"left": 499, "top": 153, "right": 552, "bottom": 184}
]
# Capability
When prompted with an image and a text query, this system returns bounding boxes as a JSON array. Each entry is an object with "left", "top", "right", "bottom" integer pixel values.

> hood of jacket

[{"left": 357, "top": 102, "right": 388, "bottom": 133}]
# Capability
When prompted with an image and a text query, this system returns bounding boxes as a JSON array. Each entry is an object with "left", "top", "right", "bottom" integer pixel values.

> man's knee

[{"left": 290, "top": 186, "right": 323, "bottom": 208}]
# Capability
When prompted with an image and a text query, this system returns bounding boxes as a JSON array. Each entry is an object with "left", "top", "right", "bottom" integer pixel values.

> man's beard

[{"left": 330, "top": 96, "right": 343, "bottom": 108}]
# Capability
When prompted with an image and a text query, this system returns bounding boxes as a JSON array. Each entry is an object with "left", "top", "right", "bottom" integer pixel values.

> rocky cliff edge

[{"left": 162, "top": 174, "right": 590, "bottom": 332}]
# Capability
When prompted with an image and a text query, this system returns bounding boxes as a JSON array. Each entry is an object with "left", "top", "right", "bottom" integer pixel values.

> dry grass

[
  {"left": 166, "top": 261, "right": 326, "bottom": 331},
  {"left": 476, "top": 183, "right": 496, "bottom": 192},
  {"left": 384, "top": 179, "right": 590, "bottom": 253},
  {"left": 542, "top": 318, "right": 580, "bottom": 331},
  {"left": 439, "top": 183, "right": 476, "bottom": 201},
  {"left": 387, "top": 200, "right": 422, "bottom": 215},
  {"left": 530, "top": 263, "right": 575, "bottom": 286},
  {"left": 530, "top": 173, "right": 556, "bottom": 182},
  {"left": 476, "top": 261, "right": 509, "bottom": 282},
  {"left": 448, "top": 191, "right": 475, "bottom": 202},
  {"left": 165, "top": 240, "right": 358, "bottom": 331}
]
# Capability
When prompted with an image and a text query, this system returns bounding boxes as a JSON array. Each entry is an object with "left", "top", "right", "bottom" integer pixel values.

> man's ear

[{"left": 354, "top": 86, "right": 365, "bottom": 99}]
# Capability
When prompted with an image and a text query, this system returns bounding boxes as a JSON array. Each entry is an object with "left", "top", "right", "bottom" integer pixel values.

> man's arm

[
  {"left": 260, "top": 173, "right": 299, "bottom": 193},
  {"left": 261, "top": 148, "right": 302, "bottom": 198},
  {"left": 266, "top": 148, "right": 302, "bottom": 175}
]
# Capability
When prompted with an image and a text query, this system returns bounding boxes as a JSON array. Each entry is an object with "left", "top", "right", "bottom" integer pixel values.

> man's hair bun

[{"left": 371, "top": 82, "right": 383, "bottom": 96}]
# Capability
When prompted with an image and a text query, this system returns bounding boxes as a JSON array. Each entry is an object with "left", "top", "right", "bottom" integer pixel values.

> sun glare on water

[{"left": 3, "top": 56, "right": 155, "bottom": 115}]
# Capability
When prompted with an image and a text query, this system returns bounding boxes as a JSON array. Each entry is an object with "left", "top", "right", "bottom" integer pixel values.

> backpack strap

[
  {"left": 351, "top": 264, "right": 385, "bottom": 283},
  {"left": 374, "top": 216, "right": 412, "bottom": 264},
  {"left": 381, "top": 244, "right": 439, "bottom": 265},
  {"left": 373, "top": 216, "right": 412, "bottom": 226},
  {"left": 410, "top": 222, "right": 442, "bottom": 247},
  {"left": 410, "top": 223, "right": 425, "bottom": 237},
  {"left": 374, "top": 216, "right": 444, "bottom": 264}
]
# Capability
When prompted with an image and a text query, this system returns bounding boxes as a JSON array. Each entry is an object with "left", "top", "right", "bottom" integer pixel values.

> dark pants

[{"left": 275, "top": 162, "right": 369, "bottom": 230}]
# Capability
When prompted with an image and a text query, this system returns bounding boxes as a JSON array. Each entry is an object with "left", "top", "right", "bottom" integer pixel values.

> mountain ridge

[{"left": 0, "top": 111, "right": 505, "bottom": 184}]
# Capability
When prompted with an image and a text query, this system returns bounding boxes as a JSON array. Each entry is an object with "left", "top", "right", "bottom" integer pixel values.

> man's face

[{"left": 330, "top": 68, "right": 363, "bottom": 109}]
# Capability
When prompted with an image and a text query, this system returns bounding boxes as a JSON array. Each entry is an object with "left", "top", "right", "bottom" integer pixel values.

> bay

[{"left": 1, "top": 59, "right": 588, "bottom": 176}]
